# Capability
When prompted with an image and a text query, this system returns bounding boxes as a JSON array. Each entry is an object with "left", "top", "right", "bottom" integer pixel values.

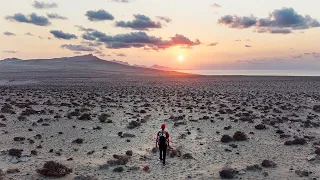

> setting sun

[{"left": 178, "top": 55, "right": 184, "bottom": 61}]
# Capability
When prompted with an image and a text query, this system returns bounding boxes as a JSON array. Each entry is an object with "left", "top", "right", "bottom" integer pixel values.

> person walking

[{"left": 156, "top": 124, "right": 170, "bottom": 165}]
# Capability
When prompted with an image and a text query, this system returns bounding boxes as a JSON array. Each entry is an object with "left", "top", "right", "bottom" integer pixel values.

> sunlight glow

[{"left": 178, "top": 55, "right": 184, "bottom": 61}]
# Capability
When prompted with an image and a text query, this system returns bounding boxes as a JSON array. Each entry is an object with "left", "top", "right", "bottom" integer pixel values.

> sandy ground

[{"left": 0, "top": 76, "right": 320, "bottom": 180}]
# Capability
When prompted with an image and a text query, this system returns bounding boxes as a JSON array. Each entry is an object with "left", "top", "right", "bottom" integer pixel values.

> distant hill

[
  {"left": 150, "top": 64, "right": 175, "bottom": 71},
  {"left": 0, "top": 58, "right": 22, "bottom": 63},
  {"left": 0, "top": 54, "right": 196, "bottom": 82},
  {"left": 110, "top": 60, "right": 130, "bottom": 66}
]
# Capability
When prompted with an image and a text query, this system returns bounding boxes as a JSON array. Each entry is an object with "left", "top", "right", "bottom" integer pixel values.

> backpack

[{"left": 158, "top": 131, "right": 167, "bottom": 146}]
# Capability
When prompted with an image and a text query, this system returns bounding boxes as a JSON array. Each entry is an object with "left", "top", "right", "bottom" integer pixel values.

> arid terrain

[{"left": 0, "top": 56, "right": 320, "bottom": 180}]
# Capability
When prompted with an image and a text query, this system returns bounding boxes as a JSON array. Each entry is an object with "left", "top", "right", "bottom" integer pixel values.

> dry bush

[{"left": 37, "top": 161, "right": 72, "bottom": 178}]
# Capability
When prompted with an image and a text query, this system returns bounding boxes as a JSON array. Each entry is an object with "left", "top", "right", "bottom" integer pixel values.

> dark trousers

[{"left": 159, "top": 144, "right": 167, "bottom": 164}]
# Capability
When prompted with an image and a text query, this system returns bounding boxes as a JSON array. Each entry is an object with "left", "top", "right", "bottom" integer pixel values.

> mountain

[
  {"left": 110, "top": 60, "right": 130, "bottom": 66},
  {"left": 149, "top": 64, "right": 175, "bottom": 71},
  {"left": 0, "top": 54, "right": 195, "bottom": 83},
  {"left": 0, "top": 58, "right": 22, "bottom": 63},
  {"left": 133, "top": 64, "right": 148, "bottom": 68}
]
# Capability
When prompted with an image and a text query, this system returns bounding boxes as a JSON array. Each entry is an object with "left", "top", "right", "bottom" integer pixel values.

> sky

[{"left": 1, "top": 0, "right": 320, "bottom": 70}]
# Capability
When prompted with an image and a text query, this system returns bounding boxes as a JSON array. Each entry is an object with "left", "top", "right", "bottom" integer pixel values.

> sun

[{"left": 178, "top": 55, "right": 184, "bottom": 61}]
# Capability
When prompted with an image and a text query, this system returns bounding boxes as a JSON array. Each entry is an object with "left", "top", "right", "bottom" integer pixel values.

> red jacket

[{"left": 156, "top": 130, "right": 170, "bottom": 146}]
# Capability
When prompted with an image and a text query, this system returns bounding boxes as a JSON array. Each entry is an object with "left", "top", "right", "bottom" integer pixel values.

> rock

[
  {"left": 284, "top": 138, "right": 307, "bottom": 146},
  {"left": 233, "top": 131, "right": 247, "bottom": 141},
  {"left": 87, "top": 150, "right": 95, "bottom": 155},
  {"left": 102, "top": 146, "right": 108, "bottom": 149},
  {"left": 107, "top": 155, "right": 130, "bottom": 165},
  {"left": 315, "top": 148, "right": 320, "bottom": 155},
  {"left": 307, "top": 155, "right": 317, "bottom": 161},
  {"left": 255, "top": 124, "right": 266, "bottom": 130},
  {"left": 13, "top": 137, "right": 25, "bottom": 142},
  {"left": 276, "top": 130, "right": 284, "bottom": 134},
  {"left": 99, "top": 113, "right": 110, "bottom": 122},
  {"left": 126, "top": 150, "right": 133, "bottom": 156},
  {"left": 118, "top": 132, "right": 123, "bottom": 137},
  {"left": 78, "top": 113, "right": 91, "bottom": 121},
  {"left": 246, "top": 164, "right": 262, "bottom": 171},
  {"left": 37, "top": 161, "right": 72, "bottom": 178},
  {"left": 151, "top": 147, "right": 157, "bottom": 153},
  {"left": 261, "top": 160, "right": 277, "bottom": 168},
  {"left": 122, "top": 133, "right": 136, "bottom": 138},
  {"left": 93, "top": 126, "right": 102, "bottom": 130},
  {"left": 6, "top": 168, "right": 20, "bottom": 174},
  {"left": 169, "top": 148, "right": 181, "bottom": 158},
  {"left": 224, "top": 126, "right": 232, "bottom": 130},
  {"left": 128, "top": 166, "right": 140, "bottom": 171},
  {"left": 173, "top": 121, "right": 186, "bottom": 127},
  {"left": 113, "top": 167, "right": 124, "bottom": 172},
  {"left": 8, "top": 149, "right": 23, "bottom": 157},
  {"left": 295, "top": 170, "right": 311, "bottom": 177},
  {"left": 221, "top": 135, "right": 234, "bottom": 143},
  {"left": 229, "top": 144, "right": 238, "bottom": 148},
  {"left": 182, "top": 153, "right": 193, "bottom": 159},
  {"left": 219, "top": 168, "right": 236, "bottom": 179},
  {"left": 127, "top": 120, "right": 141, "bottom": 129},
  {"left": 313, "top": 105, "right": 320, "bottom": 113},
  {"left": 72, "top": 138, "right": 84, "bottom": 144},
  {"left": 31, "top": 150, "right": 37, "bottom": 156},
  {"left": 237, "top": 170, "right": 246, "bottom": 175}
]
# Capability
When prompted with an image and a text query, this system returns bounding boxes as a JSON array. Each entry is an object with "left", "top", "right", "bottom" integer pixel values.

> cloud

[
  {"left": 211, "top": 3, "right": 221, "bottom": 8},
  {"left": 156, "top": 16, "right": 172, "bottom": 23},
  {"left": 292, "top": 52, "right": 320, "bottom": 59},
  {"left": 47, "top": 13, "right": 67, "bottom": 20},
  {"left": 208, "top": 42, "right": 218, "bottom": 46},
  {"left": 32, "top": 1, "right": 57, "bottom": 9},
  {"left": 218, "top": 15, "right": 257, "bottom": 28},
  {"left": 115, "top": 14, "right": 162, "bottom": 30},
  {"left": 218, "top": 7, "right": 320, "bottom": 34},
  {"left": 3, "top": 31, "right": 16, "bottom": 36},
  {"left": 257, "top": 28, "right": 292, "bottom": 34},
  {"left": 5, "top": 13, "right": 51, "bottom": 26},
  {"left": 25, "top": 32, "right": 33, "bottom": 36},
  {"left": 50, "top": 30, "right": 77, "bottom": 40},
  {"left": 74, "top": 51, "right": 82, "bottom": 55},
  {"left": 61, "top": 44, "right": 96, "bottom": 52},
  {"left": 2, "top": 50, "right": 17, "bottom": 53},
  {"left": 245, "top": 45, "right": 252, "bottom": 47},
  {"left": 85, "top": 10, "right": 114, "bottom": 21},
  {"left": 82, "top": 30, "right": 200, "bottom": 50},
  {"left": 81, "top": 41, "right": 103, "bottom": 47},
  {"left": 75, "top": 25, "right": 95, "bottom": 32}
]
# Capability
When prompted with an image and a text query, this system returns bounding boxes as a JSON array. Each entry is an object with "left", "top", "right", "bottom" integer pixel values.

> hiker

[{"left": 156, "top": 124, "right": 170, "bottom": 165}]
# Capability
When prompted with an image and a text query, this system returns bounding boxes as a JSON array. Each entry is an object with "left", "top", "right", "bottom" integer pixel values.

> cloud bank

[
  {"left": 86, "top": 10, "right": 114, "bottom": 21},
  {"left": 50, "top": 30, "right": 77, "bottom": 40},
  {"left": 32, "top": 1, "right": 57, "bottom": 9},
  {"left": 116, "top": 14, "right": 162, "bottom": 30},
  {"left": 218, "top": 7, "right": 320, "bottom": 34},
  {"left": 5, "top": 13, "right": 51, "bottom": 26},
  {"left": 47, "top": 13, "right": 67, "bottom": 20},
  {"left": 81, "top": 30, "right": 200, "bottom": 50},
  {"left": 61, "top": 44, "right": 96, "bottom": 52}
]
